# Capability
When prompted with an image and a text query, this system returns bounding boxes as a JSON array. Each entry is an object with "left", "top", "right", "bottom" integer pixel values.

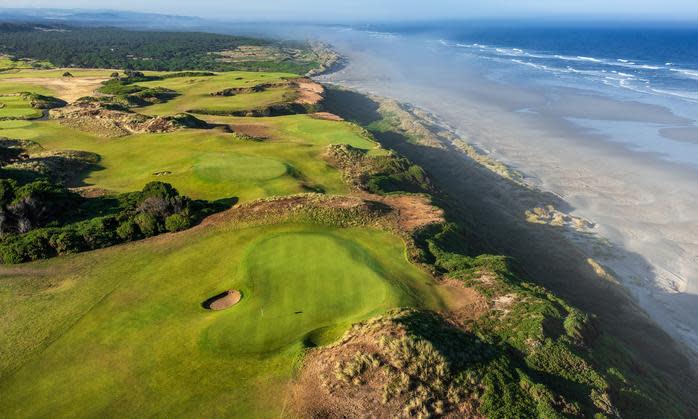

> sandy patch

[
  {"left": 492, "top": 293, "right": 518, "bottom": 316},
  {"left": 311, "top": 112, "right": 344, "bottom": 121},
  {"left": 4, "top": 76, "right": 108, "bottom": 102},
  {"left": 364, "top": 193, "right": 444, "bottom": 232},
  {"left": 202, "top": 290, "right": 242, "bottom": 311},
  {"left": 294, "top": 78, "right": 324, "bottom": 105},
  {"left": 228, "top": 123, "right": 271, "bottom": 138},
  {"left": 439, "top": 278, "right": 489, "bottom": 325}
]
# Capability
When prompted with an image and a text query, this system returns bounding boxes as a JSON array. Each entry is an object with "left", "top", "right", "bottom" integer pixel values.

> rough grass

[
  {"left": 0, "top": 69, "right": 114, "bottom": 80},
  {"left": 0, "top": 81, "right": 54, "bottom": 96},
  {"left": 0, "top": 222, "right": 440, "bottom": 418}
]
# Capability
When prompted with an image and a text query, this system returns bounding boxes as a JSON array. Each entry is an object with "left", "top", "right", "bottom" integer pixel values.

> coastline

[
  {"left": 320, "top": 82, "right": 698, "bottom": 396},
  {"left": 309, "top": 35, "right": 698, "bottom": 366}
]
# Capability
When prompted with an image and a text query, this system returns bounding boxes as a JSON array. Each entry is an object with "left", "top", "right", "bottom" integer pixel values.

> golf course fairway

[{"left": 0, "top": 222, "right": 441, "bottom": 418}]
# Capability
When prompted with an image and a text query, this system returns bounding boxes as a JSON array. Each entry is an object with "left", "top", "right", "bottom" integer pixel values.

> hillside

[{"left": 0, "top": 30, "right": 696, "bottom": 418}]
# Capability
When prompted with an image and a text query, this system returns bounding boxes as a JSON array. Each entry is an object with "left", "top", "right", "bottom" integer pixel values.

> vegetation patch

[
  {"left": 326, "top": 143, "right": 432, "bottom": 195},
  {"left": 0, "top": 179, "right": 228, "bottom": 264},
  {"left": 48, "top": 99, "right": 203, "bottom": 137}
]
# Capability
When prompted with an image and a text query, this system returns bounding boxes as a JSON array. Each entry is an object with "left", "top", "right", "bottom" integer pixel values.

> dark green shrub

[
  {"left": 140, "top": 181, "right": 179, "bottom": 200},
  {"left": 0, "top": 178, "right": 17, "bottom": 204},
  {"left": 48, "top": 229, "right": 82, "bottom": 255},
  {"left": 12, "top": 230, "right": 53, "bottom": 262},
  {"left": 134, "top": 213, "right": 159, "bottom": 237},
  {"left": 116, "top": 219, "right": 140, "bottom": 241},
  {"left": 164, "top": 213, "right": 191, "bottom": 232},
  {"left": 75, "top": 217, "right": 117, "bottom": 249}
]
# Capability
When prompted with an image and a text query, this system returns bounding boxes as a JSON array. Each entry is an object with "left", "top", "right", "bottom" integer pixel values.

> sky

[{"left": 1, "top": 0, "right": 698, "bottom": 21}]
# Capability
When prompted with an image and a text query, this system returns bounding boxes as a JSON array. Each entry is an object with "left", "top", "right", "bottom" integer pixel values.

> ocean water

[
  {"left": 373, "top": 22, "right": 698, "bottom": 105},
  {"left": 331, "top": 22, "right": 698, "bottom": 167}
]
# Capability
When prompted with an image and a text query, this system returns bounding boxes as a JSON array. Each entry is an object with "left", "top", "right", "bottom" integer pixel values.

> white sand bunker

[{"left": 202, "top": 290, "right": 242, "bottom": 311}]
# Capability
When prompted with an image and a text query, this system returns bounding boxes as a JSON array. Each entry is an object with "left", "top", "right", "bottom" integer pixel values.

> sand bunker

[{"left": 202, "top": 290, "right": 242, "bottom": 311}]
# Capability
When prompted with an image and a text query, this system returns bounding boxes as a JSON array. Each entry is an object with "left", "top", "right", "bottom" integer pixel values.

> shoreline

[
  {"left": 311, "top": 37, "right": 698, "bottom": 364},
  {"left": 319, "top": 78, "right": 698, "bottom": 386}
]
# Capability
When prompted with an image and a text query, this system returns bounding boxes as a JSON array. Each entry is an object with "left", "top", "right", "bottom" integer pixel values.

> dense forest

[{"left": 0, "top": 23, "right": 318, "bottom": 74}]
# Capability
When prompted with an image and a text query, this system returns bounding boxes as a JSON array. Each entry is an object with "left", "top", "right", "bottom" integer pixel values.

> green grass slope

[{"left": 0, "top": 222, "right": 439, "bottom": 418}]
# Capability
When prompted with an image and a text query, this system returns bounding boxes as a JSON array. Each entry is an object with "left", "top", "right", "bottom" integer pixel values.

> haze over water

[{"left": 283, "top": 22, "right": 698, "bottom": 356}]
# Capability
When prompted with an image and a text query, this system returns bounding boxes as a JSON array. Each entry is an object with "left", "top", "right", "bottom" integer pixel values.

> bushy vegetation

[
  {"left": 326, "top": 143, "right": 432, "bottom": 194},
  {"left": 409, "top": 221, "right": 685, "bottom": 417},
  {"left": 20, "top": 93, "right": 67, "bottom": 110},
  {"left": 308, "top": 220, "right": 686, "bottom": 417},
  {"left": 0, "top": 23, "right": 318, "bottom": 73},
  {"left": 0, "top": 178, "right": 76, "bottom": 235},
  {"left": 97, "top": 75, "right": 180, "bottom": 107},
  {"left": 0, "top": 180, "right": 224, "bottom": 264}
]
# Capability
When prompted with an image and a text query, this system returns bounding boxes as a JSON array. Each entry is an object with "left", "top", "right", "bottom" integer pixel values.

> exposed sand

[
  {"left": 311, "top": 111, "right": 344, "bottom": 121},
  {"left": 294, "top": 78, "right": 324, "bottom": 105},
  {"left": 3, "top": 75, "right": 108, "bottom": 102},
  {"left": 203, "top": 290, "right": 242, "bottom": 311}
]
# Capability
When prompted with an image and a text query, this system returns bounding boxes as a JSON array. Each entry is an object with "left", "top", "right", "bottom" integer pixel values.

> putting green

[
  {"left": 193, "top": 153, "right": 287, "bottom": 183},
  {"left": 202, "top": 231, "right": 390, "bottom": 354}
]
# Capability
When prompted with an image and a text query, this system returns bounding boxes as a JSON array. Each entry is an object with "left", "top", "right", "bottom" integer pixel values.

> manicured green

[{"left": 0, "top": 222, "right": 440, "bottom": 417}]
